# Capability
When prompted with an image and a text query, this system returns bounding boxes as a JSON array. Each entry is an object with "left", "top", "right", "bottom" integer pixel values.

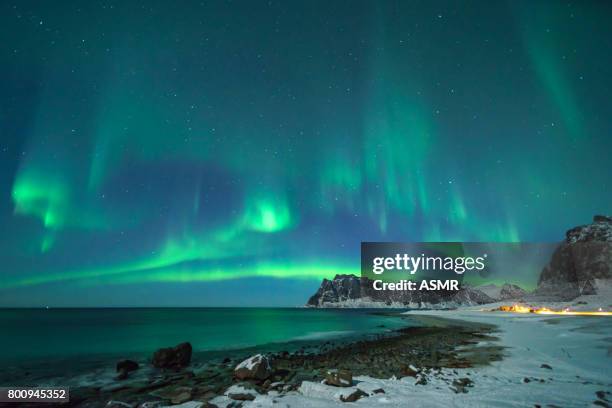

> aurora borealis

[{"left": 1, "top": 1, "right": 611, "bottom": 306}]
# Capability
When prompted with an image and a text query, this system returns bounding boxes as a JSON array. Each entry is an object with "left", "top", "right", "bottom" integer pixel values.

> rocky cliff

[
  {"left": 306, "top": 274, "right": 494, "bottom": 308},
  {"left": 536, "top": 215, "right": 612, "bottom": 300}
]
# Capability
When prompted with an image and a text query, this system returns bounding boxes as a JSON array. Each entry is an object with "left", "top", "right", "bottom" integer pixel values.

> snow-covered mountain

[
  {"left": 306, "top": 274, "right": 494, "bottom": 308},
  {"left": 475, "top": 283, "right": 528, "bottom": 301}
]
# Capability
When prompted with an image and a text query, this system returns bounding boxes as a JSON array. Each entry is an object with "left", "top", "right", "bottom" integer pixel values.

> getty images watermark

[{"left": 361, "top": 242, "right": 489, "bottom": 291}]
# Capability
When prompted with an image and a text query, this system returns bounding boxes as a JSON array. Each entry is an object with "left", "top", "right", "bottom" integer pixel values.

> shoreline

[
  {"left": 5, "top": 308, "right": 610, "bottom": 407},
  {"left": 3, "top": 311, "right": 502, "bottom": 407}
]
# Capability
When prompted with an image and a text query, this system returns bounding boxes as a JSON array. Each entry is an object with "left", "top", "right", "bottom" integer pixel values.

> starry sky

[{"left": 1, "top": 1, "right": 611, "bottom": 307}]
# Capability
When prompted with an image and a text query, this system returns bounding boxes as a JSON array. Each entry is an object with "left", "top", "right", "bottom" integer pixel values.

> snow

[
  {"left": 312, "top": 296, "right": 469, "bottom": 309},
  {"left": 210, "top": 299, "right": 612, "bottom": 407},
  {"left": 236, "top": 354, "right": 268, "bottom": 371}
]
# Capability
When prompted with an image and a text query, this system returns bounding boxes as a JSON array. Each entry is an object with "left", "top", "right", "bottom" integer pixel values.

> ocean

[{"left": 0, "top": 308, "right": 412, "bottom": 384}]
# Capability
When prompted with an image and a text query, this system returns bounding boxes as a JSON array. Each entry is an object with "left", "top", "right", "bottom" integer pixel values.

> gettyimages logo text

[{"left": 371, "top": 253, "right": 487, "bottom": 275}]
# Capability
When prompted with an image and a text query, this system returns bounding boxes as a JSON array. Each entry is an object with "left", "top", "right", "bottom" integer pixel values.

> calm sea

[{"left": 0, "top": 308, "right": 412, "bottom": 365}]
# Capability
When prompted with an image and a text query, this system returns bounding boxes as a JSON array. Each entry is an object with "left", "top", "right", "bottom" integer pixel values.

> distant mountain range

[
  {"left": 305, "top": 274, "right": 496, "bottom": 308},
  {"left": 306, "top": 215, "right": 611, "bottom": 308}
]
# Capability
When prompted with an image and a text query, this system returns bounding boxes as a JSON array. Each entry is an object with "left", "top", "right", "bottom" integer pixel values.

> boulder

[
  {"left": 323, "top": 369, "right": 352, "bottom": 387},
  {"left": 233, "top": 354, "right": 272, "bottom": 381},
  {"left": 152, "top": 342, "right": 192, "bottom": 369},
  {"left": 228, "top": 393, "right": 255, "bottom": 401},
  {"left": 116, "top": 360, "right": 139, "bottom": 373},
  {"left": 340, "top": 389, "right": 368, "bottom": 402},
  {"left": 399, "top": 364, "right": 418, "bottom": 377}
]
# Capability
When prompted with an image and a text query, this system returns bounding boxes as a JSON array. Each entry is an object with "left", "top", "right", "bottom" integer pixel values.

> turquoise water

[{"left": 0, "top": 308, "right": 411, "bottom": 363}]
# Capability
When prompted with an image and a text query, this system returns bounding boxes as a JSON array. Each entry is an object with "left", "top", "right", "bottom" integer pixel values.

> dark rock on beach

[
  {"left": 340, "top": 388, "right": 368, "bottom": 402},
  {"left": 324, "top": 369, "right": 353, "bottom": 387},
  {"left": 115, "top": 359, "right": 140, "bottom": 380},
  {"left": 152, "top": 342, "right": 192, "bottom": 369},
  {"left": 229, "top": 392, "right": 256, "bottom": 401},
  {"left": 116, "top": 359, "right": 139, "bottom": 373},
  {"left": 451, "top": 377, "right": 474, "bottom": 393},
  {"left": 234, "top": 354, "right": 273, "bottom": 381},
  {"left": 65, "top": 316, "right": 500, "bottom": 407}
]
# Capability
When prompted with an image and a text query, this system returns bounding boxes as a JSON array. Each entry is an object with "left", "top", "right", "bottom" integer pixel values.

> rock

[
  {"left": 228, "top": 393, "right": 255, "bottom": 401},
  {"left": 171, "top": 391, "right": 192, "bottom": 405},
  {"left": 537, "top": 216, "right": 612, "bottom": 300},
  {"left": 234, "top": 354, "right": 272, "bottom": 381},
  {"left": 340, "top": 389, "right": 368, "bottom": 402},
  {"left": 451, "top": 377, "right": 474, "bottom": 393},
  {"left": 372, "top": 388, "right": 385, "bottom": 394},
  {"left": 306, "top": 274, "right": 495, "bottom": 307},
  {"left": 415, "top": 375, "right": 428, "bottom": 385},
  {"left": 116, "top": 359, "right": 139, "bottom": 380},
  {"left": 399, "top": 364, "right": 418, "bottom": 377},
  {"left": 152, "top": 342, "right": 192, "bottom": 369},
  {"left": 152, "top": 386, "right": 193, "bottom": 403},
  {"left": 523, "top": 377, "right": 531, "bottom": 383},
  {"left": 540, "top": 364, "right": 552, "bottom": 370},
  {"left": 594, "top": 215, "right": 612, "bottom": 224},
  {"left": 324, "top": 369, "right": 352, "bottom": 387},
  {"left": 117, "top": 359, "right": 140, "bottom": 373}
]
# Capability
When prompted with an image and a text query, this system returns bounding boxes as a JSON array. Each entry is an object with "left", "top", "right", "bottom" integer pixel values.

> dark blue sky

[{"left": 1, "top": 0, "right": 611, "bottom": 306}]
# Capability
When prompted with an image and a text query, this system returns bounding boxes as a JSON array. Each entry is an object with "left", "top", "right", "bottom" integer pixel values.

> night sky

[{"left": 1, "top": 1, "right": 611, "bottom": 307}]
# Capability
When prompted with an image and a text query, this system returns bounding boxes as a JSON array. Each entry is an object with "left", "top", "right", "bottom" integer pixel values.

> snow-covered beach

[{"left": 206, "top": 301, "right": 612, "bottom": 407}]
